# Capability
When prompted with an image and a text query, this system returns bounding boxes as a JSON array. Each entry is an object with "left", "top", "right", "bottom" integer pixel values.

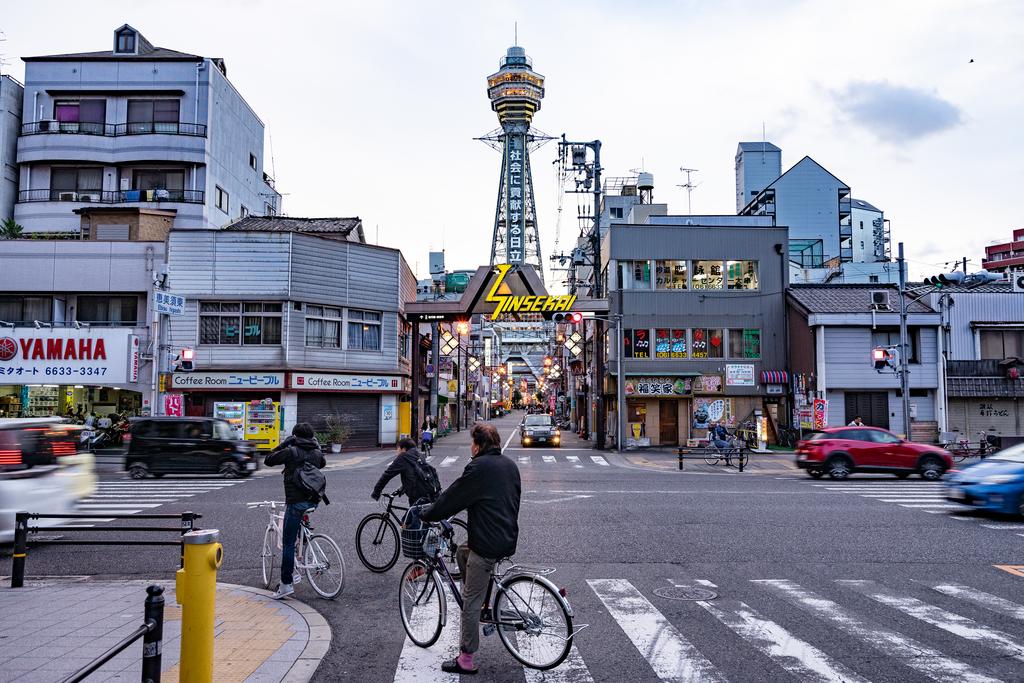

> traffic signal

[
  {"left": 177, "top": 347, "right": 195, "bottom": 372},
  {"left": 963, "top": 269, "right": 1002, "bottom": 287},
  {"left": 552, "top": 312, "right": 583, "bottom": 324},
  {"left": 872, "top": 347, "right": 891, "bottom": 370},
  {"left": 543, "top": 356, "right": 553, "bottom": 368},
  {"left": 924, "top": 271, "right": 965, "bottom": 287}
]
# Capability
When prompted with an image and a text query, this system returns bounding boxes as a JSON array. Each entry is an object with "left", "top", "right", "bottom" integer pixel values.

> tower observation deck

[{"left": 485, "top": 46, "right": 546, "bottom": 274}]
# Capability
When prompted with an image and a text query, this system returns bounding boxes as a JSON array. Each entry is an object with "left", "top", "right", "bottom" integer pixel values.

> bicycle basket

[{"left": 401, "top": 524, "right": 433, "bottom": 560}]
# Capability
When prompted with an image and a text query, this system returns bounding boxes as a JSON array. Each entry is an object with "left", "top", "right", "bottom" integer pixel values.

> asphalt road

[{"left": 5, "top": 411, "right": 1024, "bottom": 682}]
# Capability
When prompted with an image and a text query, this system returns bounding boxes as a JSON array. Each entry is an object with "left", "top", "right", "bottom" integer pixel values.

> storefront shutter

[{"left": 296, "top": 394, "right": 380, "bottom": 448}]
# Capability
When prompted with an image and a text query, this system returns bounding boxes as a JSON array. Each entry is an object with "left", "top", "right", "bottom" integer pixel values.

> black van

[{"left": 125, "top": 417, "right": 258, "bottom": 479}]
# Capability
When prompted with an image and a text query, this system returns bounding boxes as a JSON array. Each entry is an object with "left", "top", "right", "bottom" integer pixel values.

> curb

[{"left": 218, "top": 582, "right": 332, "bottom": 683}]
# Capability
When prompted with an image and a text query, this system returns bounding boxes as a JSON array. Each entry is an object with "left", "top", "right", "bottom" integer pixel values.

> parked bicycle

[
  {"left": 249, "top": 501, "right": 345, "bottom": 599},
  {"left": 398, "top": 519, "right": 582, "bottom": 671},
  {"left": 703, "top": 435, "right": 749, "bottom": 468},
  {"left": 356, "top": 489, "right": 467, "bottom": 575},
  {"left": 943, "top": 431, "right": 997, "bottom": 462}
]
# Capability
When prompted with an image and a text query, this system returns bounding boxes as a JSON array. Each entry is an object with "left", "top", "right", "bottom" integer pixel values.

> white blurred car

[{"left": 0, "top": 418, "right": 96, "bottom": 543}]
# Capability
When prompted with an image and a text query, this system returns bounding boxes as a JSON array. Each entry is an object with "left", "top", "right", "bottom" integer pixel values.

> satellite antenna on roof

[{"left": 762, "top": 122, "right": 766, "bottom": 164}]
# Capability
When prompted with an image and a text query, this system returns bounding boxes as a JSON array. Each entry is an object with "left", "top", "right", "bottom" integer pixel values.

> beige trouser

[{"left": 456, "top": 545, "right": 497, "bottom": 655}]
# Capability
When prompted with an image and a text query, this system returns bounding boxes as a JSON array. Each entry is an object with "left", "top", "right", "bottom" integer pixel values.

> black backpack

[
  {"left": 410, "top": 454, "right": 441, "bottom": 502},
  {"left": 292, "top": 449, "right": 330, "bottom": 505}
]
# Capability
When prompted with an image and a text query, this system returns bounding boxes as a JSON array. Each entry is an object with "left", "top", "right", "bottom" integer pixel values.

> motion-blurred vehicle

[
  {"left": 945, "top": 444, "right": 1024, "bottom": 517},
  {"left": 794, "top": 426, "right": 953, "bottom": 480},
  {"left": 520, "top": 414, "right": 560, "bottom": 448},
  {"left": 1, "top": 418, "right": 96, "bottom": 543},
  {"left": 125, "top": 417, "right": 258, "bottom": 479}
]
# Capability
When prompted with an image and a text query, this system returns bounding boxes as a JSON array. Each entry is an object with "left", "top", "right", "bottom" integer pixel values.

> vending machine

[
  {"left": 244, "top": 399, "right": 281, "bottom": 451},
  {"left": 213, "top": 402, "right": 245, "bottom": 439}
]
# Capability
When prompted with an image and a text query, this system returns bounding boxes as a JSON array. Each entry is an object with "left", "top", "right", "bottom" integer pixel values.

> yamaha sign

[{"left": 0, "top": 328, "right": 134, "bottom": 385}]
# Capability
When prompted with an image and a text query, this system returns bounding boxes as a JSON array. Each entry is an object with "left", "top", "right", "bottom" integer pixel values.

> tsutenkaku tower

[{"left": 485, "top": 46, "right": 545, "bottom": 273}]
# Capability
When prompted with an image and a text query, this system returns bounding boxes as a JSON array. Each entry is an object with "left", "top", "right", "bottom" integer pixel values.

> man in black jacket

[
  {"left": 264, "top": 422, "right": 326, "bottom": 599},
  {"left": 371, "top": 438, "right": 435, "bottom": 505},
  {"left": 420, "top": 422, "right": 520, "bottom": 676}
]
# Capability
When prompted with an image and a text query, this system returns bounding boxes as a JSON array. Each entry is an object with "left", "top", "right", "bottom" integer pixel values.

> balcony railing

[
  {"left": 21, "top": 121, "right": 207, "bottom": 137},
  {"left": 17, "top": 189, "right": 205, "bottom": 204}
]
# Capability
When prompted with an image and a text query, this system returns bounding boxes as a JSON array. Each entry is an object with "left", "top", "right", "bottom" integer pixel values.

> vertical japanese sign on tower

[{"left": 507, "top": 133, "right": 526, "bottom": 265}]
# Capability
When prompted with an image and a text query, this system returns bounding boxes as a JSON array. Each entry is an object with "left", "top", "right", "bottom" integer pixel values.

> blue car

[{"left": 945, "top": 445, "right": 1024, "bottom": 516}]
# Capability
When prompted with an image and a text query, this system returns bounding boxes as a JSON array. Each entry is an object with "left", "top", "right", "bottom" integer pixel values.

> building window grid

[
  {"left": 215, "top": 186, "right": 229, "bottom": 214},
  {"left": 199, "top": 301, "right": 282, "bottom": 346},
  {"left": 304, "top": 305, "right": 343, "bottom": 349},
  {"left": 347, "top": 309, "right": 382, "bottom": 352}
]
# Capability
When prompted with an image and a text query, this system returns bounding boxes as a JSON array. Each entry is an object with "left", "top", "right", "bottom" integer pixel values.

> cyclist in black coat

[
  {"left": 264, "top": 423, "right": 326, "bottom": 599},
  {"left": 371, "top": 438, "right": 436, "bottom": 505}
]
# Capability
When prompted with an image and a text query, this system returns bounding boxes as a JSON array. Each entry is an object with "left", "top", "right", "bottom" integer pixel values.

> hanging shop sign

[
  {"left": 171, "top": 372, "right": 285, "bottom": 390},
  {"left": 693, "top": 397, "right": 735, "bottom": 429},
  {"left": 484, "top": 264, "right": 576, "bottom": 320},
  {"left": 725, "top": 364, "right": 755, "bottom": 387},
  {"left": 164, "top": 393, "right": 184, "bottom": 417},
  {"left": 128, "top": 335, "right": 140, "bottom": 383},
  {"left": 812, "top": 398, "right": 828, "bottom": 429},
  {"left": 290, "top": 373, "right": 409, "bottom": 392},
  {"left": 0, "top": 328, "right": 133, "bottom": 384},
  {"left": 624, "top": 377, "right": 692, "bottom": 397}
]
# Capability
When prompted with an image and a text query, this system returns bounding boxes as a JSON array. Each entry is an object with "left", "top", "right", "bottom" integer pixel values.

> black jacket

[
  {"left": 421, "top": 447, "right": 520, "bottom": 560},
  {"left": 265, "top": 436, "right": 326, "bottom": 504},
  {"left": 372, "top": 448, "right": 434, "bottom": 504}
]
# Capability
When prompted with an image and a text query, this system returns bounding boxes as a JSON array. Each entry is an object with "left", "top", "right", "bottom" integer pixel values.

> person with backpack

[
  {"left": 371, "top": 437, "right": 440, "bottom": 506},
  {"left": 264, "top": 422, "right": 328, "bottom": 599}
]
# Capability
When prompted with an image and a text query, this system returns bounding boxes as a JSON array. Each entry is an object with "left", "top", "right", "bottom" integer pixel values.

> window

[
  {"left": 305, "top": 305, "right": 342, "bottom": 348},
  {"left": 133, "top": 170, "right": 185, "bottom": 200},
  {"left": 51, "top": 167, "right": 102, "bottom": 200},
  {"left": 869, "top": 275, "right": 879, "bottom": 283},
  {"left": 240, "top": 205, "right": 250, "bottom": 218},
  {"left": 0, "top": 296, "right": 52, "bottom": 325},
  {"left": 728, "top": 329, "right": 761, "bottom": 358},
  {"left": 115, "top": 30, "right": 136, "bottom": 54},
  {"left": 726, "top": 260, "right": 759, "bottom": 290},
  {"left": 980, "top": 330, "right": 1024, "bottom": 359},
  {"left": 609, "top": 207, "right": 623, "bottom": 219},
  {"left": 215, "top": 186, "right": 229, "bottom": 214},
  {"left": 866, "top": 430, "right": 901, "bottom": 444},
  {"left": 623, "top": 329, "right": 651, "bottom": 358},
  {"left": 76, "top": 296, "right": 137, "bottom": 326},
  {"left": 691, "top": 328, "right": 723, "bottom": 358},
  {"left": 399, "top": 322, "right": 412, "bottom": 359},
  {"left": 127, "top": 99, "right": 180, "bottom": 133},
  {"left": 655, "top": 260, "right": 688, "bottom": 289},
  {"left": 249, "top": 153, "right": 258, "bottom": 170},
  {"left": 618, "top": 260, "right": 650, "bottom": 290},
  {"left": 872, "top": 328, "right": 919, "bottom": 363},
  {"left": 347, "top": 309, "right": 382, "bottom": 351},
  {"left": 200, "top": 301, "right": 281, "bottom": 345},
  {"left": 691, "top": 260, "right": 724, "bottom": 289},
  {"left": 53, "top": 99, "right": 106, "bottom": 134}
]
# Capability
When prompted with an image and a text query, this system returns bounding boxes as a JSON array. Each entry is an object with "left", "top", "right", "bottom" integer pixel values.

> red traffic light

[
  {"left": 872, "top": 347, "right": 889, "bottom": 370},
  {"left": 181, "top": 347, "right": 195, "bottom": 361},
  {"left": 552, "top": 312, "right": 583, "bottom": 324}
]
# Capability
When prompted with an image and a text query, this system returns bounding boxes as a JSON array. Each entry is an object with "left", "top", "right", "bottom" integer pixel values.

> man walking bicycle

[{"left": 418, "top": 422, "right": 521, "bottom": 676}]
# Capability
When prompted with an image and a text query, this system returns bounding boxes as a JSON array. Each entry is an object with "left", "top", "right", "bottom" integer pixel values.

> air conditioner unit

[
  {"left": 1012, "top": 271, "right": 1024, "bottom": 294},
  {"left": 869, "top": 290, "right": 891, "bottom": 310},
  {"left": 37, "top": 119, "right": 57, "bottom": 132},
  {"left": 78, "top": 192, "right": 100, "bottom": 203},
  {"left": 57, "top": 192, "right": 78, "bottom": 201}
]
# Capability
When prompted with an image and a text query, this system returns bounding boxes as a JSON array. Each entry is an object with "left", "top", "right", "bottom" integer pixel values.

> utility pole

[
  {"left": 897, "top": 242, "right": 912, "bottom": 438},
  {"left": 430, "top": 321, "right": 439, "bottom": 429}
]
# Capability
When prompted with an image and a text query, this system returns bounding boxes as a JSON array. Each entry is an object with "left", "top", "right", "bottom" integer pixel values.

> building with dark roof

[
  {"left": 14, "top": 24, "right": 281, "bottom": 236},
  {"left": 224, "top": 216, "right": 365, "bottom": 243}
]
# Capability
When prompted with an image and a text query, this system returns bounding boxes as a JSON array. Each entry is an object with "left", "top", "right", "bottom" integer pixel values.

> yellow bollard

[{"left": 176, "top": 529, "right": 223, "bottom": 683}]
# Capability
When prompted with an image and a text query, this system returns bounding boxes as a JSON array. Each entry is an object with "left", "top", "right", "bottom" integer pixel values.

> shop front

[
  {"left": 290, "top": 372, "right": 410, "bottom": 449},
  {"left": 168, "top": 371, "right": 285, "bottom": 450},
  {"left": 0, "top": 327, "right": 145, "bottom": 419},
  {"left": 621, "top": 375, "right": 696, "bottom": 447}
]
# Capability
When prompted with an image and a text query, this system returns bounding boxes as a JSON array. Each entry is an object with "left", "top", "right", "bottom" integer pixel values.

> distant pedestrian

[{"left": 848, "top": 416, "right": 864, "bottom": 427}]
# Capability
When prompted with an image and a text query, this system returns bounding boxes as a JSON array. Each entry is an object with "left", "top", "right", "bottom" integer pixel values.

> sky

[{"left": 2, "top": 0, "right": 1021, "bottom": 285}]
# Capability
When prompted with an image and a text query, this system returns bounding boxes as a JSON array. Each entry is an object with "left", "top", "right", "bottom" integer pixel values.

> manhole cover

[{"left": 653, "top": 586, "right": 718, "bottom": 601}]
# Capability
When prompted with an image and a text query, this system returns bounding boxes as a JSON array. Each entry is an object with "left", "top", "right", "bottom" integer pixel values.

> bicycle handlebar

[{"left": 246, "top": 500, "right": 284, "bottom": 508}]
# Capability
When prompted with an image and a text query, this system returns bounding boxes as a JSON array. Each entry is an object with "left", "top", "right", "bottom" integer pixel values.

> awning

[{"left": 761, "top": 370, "right": 789, "bottom": 384}]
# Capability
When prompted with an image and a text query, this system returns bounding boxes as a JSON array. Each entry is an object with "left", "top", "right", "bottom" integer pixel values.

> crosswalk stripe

[
  {"left": 542, "top": 455, "right": 556, "bottom": 464},
  {"left": 439, "top": 456, "right": 459, "bottom": 468},
  {"left": 931, "top": 584, "right": 1024, "bottom": 621},
  {"left": 77, "top": 503, "right": 164, "bottom": 509},
  {"left": 874, "top": 497, "right": 949, "bottom": 502},
  {"left": 839, "top": 580, "right": 1024, "bottom": 663},
  {"left": 588, "top": 579, "right": 725, "bottom": 683},
  {"left": 897, "top": 504, "right": 962, "bottom": 509},
  {"left": 590, "top": 456, "right": 609, "bottom": 466},
  {"left": 393, "top": 584, "right": 460, "bottom": 683},
  {"left": 73, "top": 509, "right": 144, "bottom": 515},
  {"left": 981, "top": 524, "right": 1024, "bottom": 529},
  {"left": 566, "top": 456, "right": 580, "bottom": 463},
  {"left": 522, "top": 645, "right": 594, "bottom": 683},
  {"left": 518, "top": 456, "right": 530, "bottom": 464},
  {"left": 754, "top": 579, "right": 999, "bottom": 683},
  {"left": 697, "top": 599, "right": 869, "bottom": 683}
]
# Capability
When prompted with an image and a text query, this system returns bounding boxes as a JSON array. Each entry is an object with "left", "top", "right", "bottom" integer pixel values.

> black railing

[
  {"left": 17, "top": 189, "right": 205, "bottom": 204},
  {"left": 21, "top": 121, "right": 206, "bottom": 137}
]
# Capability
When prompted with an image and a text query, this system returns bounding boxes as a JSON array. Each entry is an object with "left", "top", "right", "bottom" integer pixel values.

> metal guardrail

[
  {"left": 21, "top": 121, "right": 207, "bottom": 137},
  {"left": 676, "top": 446, "right": 748, "bottom": 472},
  {"left": 62, "top": 584, "right": 165, "bottom": 683},
  {"left": 17, "top": 189, "right": 205, "bottom": 204},
  {"left": 10, "top": 510, "right": 201, "bottom": 588}
]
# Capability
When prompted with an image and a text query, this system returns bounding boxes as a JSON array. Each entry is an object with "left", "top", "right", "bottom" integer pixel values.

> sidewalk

[
  {"left": 0, "top": 580, "right": 330, "bottom": 682},
  {"left": 615, "top": 447, "right": 799, "bottom": 474}
]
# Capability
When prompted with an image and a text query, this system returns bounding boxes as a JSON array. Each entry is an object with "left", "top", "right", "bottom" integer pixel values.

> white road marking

[
  {"left": 522, "top": 644, "right": 594, "bottom": 683},
  {"left": 518, "top": 456, "right": 531, "bottom": 464},
  {"left": 502, "top": 428, "right": 517, "bottom": 453},
  {"left": 874, "top": 497, "right": 951, "bottom": 502},
  {"left": 439, "top": 456, "right": 459, "bottom": 468},
  {"left": 528, "top": 495, "right": 594, "bottom": 505},
  {"left": 694, "top": 579, "right": 717, "bottom": 588},
  {"left": 566, "top": 455, "right": 580, "bottom": 463},
  {"left": 898, "top": 504, "right": 962, "bottom": 509},
  {"left": 755, "top": 579, "right": 1000, "bottom": 683},
  {"left": 932, "top": 583, "right": 1024, "bottom": 621},
  {"left": 840, "top": 580, "right": 1024, "bottom": 662},
  {"left": 393, "top": 581, "right": 460, "bottom": 683},
  {"left": 77, "top": 503, "right": 164, "bottom": 509},
  {"left": 542, "top": 455, "right": 556, "bottom": 464},
  {"left": 588, "top": 579, "right": 724, "bottom": 683},
  {"left": 698, "top": 599, "right": 869, "bottom": 683},
  {"left": 590, "top": 456, "right": 609, "bottom": 466},
  {"left": 981, "top": 524, "right": 1024, "bottom": 529},
  {"left": 425, "top": 456, "right": 434, "bottom": 463}
]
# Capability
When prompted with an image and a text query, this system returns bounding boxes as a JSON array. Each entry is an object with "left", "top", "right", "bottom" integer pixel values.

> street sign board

[{"left": 154, "top": 291, "right": 186, "bottom": 316}]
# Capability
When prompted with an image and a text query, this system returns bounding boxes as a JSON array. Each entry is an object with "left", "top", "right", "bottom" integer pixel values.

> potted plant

[{"left": 321, "top": 414, "right": 352, "bottom": 454}]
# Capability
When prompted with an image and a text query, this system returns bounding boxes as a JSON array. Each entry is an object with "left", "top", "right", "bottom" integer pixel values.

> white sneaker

[{"left": 272, "top": 583, "right": 294, "bottom": 599}]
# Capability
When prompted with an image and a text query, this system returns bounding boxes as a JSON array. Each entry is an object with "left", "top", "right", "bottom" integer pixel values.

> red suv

[{"left": 795, "top": 426, "right": 953, "bottom": 480}]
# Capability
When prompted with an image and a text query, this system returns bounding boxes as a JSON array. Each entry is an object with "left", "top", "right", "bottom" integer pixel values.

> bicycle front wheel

[
  {"left": 304, "top": 533, "right": 345, "bottom": 599},
  {"left": 399, "top": 561, "right": 445, "bottom": 647},
  {"left": 444, "top": 518, "right": 468, "bottom": 580},
  {"left": 703, "top": 452, "right": 720, "bottom": 466},
  {"left": 495, "top": 575, "right": 573, "bottom": 670},
  {"left": 356, "top": 513, "right": 400, "bottom": 572},
  {"left": 261, "top": 524, "right": 277, "bottom": 589}
]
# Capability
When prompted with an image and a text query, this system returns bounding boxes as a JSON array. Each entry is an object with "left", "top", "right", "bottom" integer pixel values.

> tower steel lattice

[{"left": 482, "top": 46, "right": 546, "bottom": 278}]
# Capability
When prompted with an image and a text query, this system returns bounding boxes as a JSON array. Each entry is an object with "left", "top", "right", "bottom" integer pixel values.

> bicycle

[
  {"left": 248, "top": 501, "right": 345, "bottom": 599},
  {"left": 942, "top": 431, "right": 997, "bottom": 462},
  {"left": 398, "top": 519, "right": 583, "bottom": 671},
  {"left": 702, "top": 436, "right": 749, "bottom": 468},
  {"left": 356, "top": 490, "right": 468, "bottom": 575}
]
